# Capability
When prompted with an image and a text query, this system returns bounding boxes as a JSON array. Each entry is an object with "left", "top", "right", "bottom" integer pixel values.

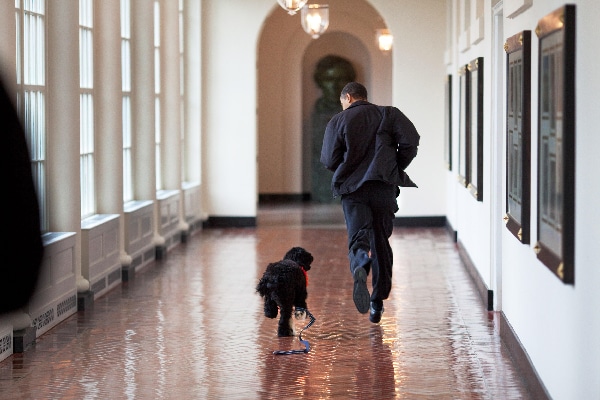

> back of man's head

[{"left": 340, "top": 82, "right": 367, "bottom": 100}]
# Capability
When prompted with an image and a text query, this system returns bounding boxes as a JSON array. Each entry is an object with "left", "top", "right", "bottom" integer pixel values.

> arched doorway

[{"left": 257, "top": 1, "right": 392, "bottom": 203}]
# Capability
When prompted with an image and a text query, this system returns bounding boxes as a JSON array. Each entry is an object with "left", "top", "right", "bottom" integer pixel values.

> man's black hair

[{"left": 340, "top": 82, "right": 368, "bottom": 100}]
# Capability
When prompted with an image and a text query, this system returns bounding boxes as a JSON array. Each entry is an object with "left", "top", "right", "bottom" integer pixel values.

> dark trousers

[{"left": 341, "top": 181, "right": 399, "bottom": 303}]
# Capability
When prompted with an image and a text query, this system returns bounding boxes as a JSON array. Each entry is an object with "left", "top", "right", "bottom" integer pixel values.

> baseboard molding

[
  {"left": 456, "top": 240, "right": 493, "bottom": 311},
  {"left": 203, "top": 213, "right": 445, "bottom": 228},
  {"left": 77, "top": 290, "right": 94, "bottom": 311},
  {"left": 258, "top": 193, "right": 310, "bottom": 203},
  {"left": 202, "top": 216, "right": 256, "bottom": 228},
  {"left": 13, "top": 326, "right": 36, "bottom": 353},
  {"left": 445, "top": 219, "right": 458, "bottom": 242},
  {"left": 498, "top": 312, "right": 551, "bottom": 399},
  {"left": 393, "top": 215, "right": 446, "bottom": 227}
]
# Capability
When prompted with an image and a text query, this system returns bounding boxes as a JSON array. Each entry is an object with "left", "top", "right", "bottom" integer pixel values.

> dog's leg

[
  {"left": 264, "top": 298, "right": 278, "bottom": 319},
  {"left": 293, "top": 283, "right": 308, "bottom": 320},
  {"left": 277, "top": 306, "right": 295, "bottom": 337}
]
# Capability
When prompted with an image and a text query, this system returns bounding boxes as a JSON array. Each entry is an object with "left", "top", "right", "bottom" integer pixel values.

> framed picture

[
  {"left": 468, "top": 57, "right": 483, "bottom": 201},
  {"left": 534, "top": 5, "right": 576, "bottom": 284},
  {"left": 457, "top": 65, "right": 469, "bottom": 186},
  {"left": 444, "top": 74, "right": 452, "bottom": 170},
  {"left": 504, "top": 31, "right": 531, "bottom": 244}
]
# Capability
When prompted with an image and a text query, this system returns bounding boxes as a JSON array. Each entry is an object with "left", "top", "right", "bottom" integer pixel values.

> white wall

[
  {"left": 502, "top": 1, "right": 600, "bottom": 399},
  {"left": 447, "top": 0, "right": 495, "bottom": 287},
  {"left": 201, "top": 0, "right": 275, "bottom": 217},
  {"left": 376, "top": 0, "right": 448, "bottom": 217},
  {"left": 205, "top": 0, "right": 448, "bottom": 219},
  {"left": 447, "top": 0, "right": 600, "bottom": 398}
]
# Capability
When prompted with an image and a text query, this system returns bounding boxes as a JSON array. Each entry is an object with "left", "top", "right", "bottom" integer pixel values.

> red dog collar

[{"left": 300, "top": 266, "right": 308, "bottom": 286}]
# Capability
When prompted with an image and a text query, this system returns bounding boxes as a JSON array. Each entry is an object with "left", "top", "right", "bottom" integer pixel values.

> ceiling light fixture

[
  {"left": 301, "top": 4, "right": 329, "bottom": 39},
  {"left": 277, "top": 0, "right": 308, "bottom": 15},
  {"left": 376, "top": 29, "right": 393, "bottom": 52}
]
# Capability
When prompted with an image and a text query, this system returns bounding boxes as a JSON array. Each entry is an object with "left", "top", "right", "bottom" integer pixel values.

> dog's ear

[
  {"left": 300, "top": 249, "right": 314, "bottom": 270},
  {"left": 283, "top": 247, "right": 299, "bottom": 261}
]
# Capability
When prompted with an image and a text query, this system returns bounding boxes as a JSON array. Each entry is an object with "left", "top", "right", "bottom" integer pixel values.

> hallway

[{"left": 0, "top": 203, "right": 533, "bottom": 399}]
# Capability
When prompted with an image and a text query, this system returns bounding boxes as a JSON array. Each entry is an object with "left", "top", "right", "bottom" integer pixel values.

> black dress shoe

[
  {"left": 369, "top": 301, "right": 384, "bottom": 323},
  {"left": 352, "top": 267, "right": 370, "bottom": 314}
]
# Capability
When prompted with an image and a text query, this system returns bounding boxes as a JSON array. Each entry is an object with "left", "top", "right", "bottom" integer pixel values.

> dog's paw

[
  {"left": 263, "top": 299, "right": 279, "bottom": 319},
  {"left": 294, "top": 308, "right": 307, "bottom": 320}
]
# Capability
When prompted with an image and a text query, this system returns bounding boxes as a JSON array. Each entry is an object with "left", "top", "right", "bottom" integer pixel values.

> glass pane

[
  {"left": 155, "top": 98, "right": 161, "bottom": 190},
  {"left": 79, "top": 28, "right": 93, "bottom": 89},
  {"left": 123, "top": 96, "right": 131, "bottom": 147},
  {"left": 79, "top": 0, "right": 93, "bottom": 27},
  {"left": 123, "top": 148, "right": 132, "bottom": 202},
  {"left": 470, "top": 69, "right": 478, "bottom": 189},
  {"left": 121, "top": 0, "right": 130, "bottom": 38},
  {"left": 18, "top": 0, "right": 47, "bottom": 231},
  {"left": 16, "top": 11, "right": 21, "bottom": 85},
  {"left": 81, "top": 153, "right": 95, "bottom": 217},
  {"left": 122, "top": 40, "right": 131, "bottom": 91},
  {"left": 154, "top": 1, "right": 160, "bottom": 46},
  {"left": 123, "top": 96, "right": 132, "bottom": 202},
  {"left": 154, "top": 48, "right": 160, "bottom": 94}
]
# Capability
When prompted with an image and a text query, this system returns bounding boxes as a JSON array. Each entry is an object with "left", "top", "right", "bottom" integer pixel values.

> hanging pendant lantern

[
  {"left": 376, "top": 29, "right": 393, "bottom": 52},
  {"left": 301, "top": 4, "right": 329, "bottom": 39},
  {"left": 277, "top": 0, "right": 308, "bottom": 15}
]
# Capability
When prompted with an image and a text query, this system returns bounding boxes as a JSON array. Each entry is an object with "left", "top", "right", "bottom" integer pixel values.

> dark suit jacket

[{"left": 320, "top": 100, "right": 420, "bottom": 197}]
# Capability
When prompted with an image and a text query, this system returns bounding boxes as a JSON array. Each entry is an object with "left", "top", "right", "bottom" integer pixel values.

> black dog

[{"left": 256, "top": 247, "right": 314, "bottom": 337}]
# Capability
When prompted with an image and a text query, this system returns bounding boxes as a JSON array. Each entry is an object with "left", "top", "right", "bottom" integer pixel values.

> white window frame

[
  {"left": 179, "top": 0, "right": 186, "bottom": 182},
  {"left": 121, "top": 0, "right": 133, "bottom": 202},
  {"left": 80, "top": 0, "right": 95, "bottom": 218},
  {"left": 16, "top": 0, "right": 48, "bottom": 232},
  {"left": 154, "top": 0, "right": 162, "bottom": 191}
]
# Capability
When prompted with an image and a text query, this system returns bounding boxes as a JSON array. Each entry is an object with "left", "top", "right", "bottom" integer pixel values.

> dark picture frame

[
  {"left": 468, "top": 57, "right": 484, "bottom": 201},
  {"left": 444, "top": 74, "right": 453, "bottom": 170},
  {"left": 534, "top": 5, "right": 576, "bottom": 284},
  {"left": 504, "top": 31, "right": 531, "bottom": 244},
  {"left": 457, "top": 65, "right": 469, "bottom": 186}
]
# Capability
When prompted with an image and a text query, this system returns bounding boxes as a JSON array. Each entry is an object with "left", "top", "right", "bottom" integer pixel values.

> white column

[
  {"left": 184, "top": 0, "right": 202, "bottom": 184},
  {"left": 95, "top": 0, "right": 130, "bottom": 266},
  {"left": 0, "top": 2, "right": 16, "bottom": 94},
  {"left": 46, "top": 0, "right": 88, "bottom": 293},
  {"left": 160, "top": 0, "right": 181, "bottom": 191},
  {"left": 131, "top": 0, "right": 155, "bottom": 202},
  {"left": 160, "top": 0, "right": 188, "bottom": 233},
  {"left": 131, "top": 0, "right": 162, "bottom": 246}
]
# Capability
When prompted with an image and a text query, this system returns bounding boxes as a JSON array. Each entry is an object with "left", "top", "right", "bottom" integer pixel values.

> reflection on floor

[{"left": 0, "top": 203, "right": 534, "bottom": 399}]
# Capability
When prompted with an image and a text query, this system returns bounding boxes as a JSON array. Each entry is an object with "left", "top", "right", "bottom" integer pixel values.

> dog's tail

[
  {"left": 256, "top": 277, "right": 268, "bottom": 297},
  {"left": 256, "top": 275, "right": 278, "bottom": 297},
  {"left": 256, "top": 273, "right": 283, "bottom": 298}
]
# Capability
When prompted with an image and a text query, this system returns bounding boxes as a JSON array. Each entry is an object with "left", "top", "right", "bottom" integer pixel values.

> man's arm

[
  {"left": 320, "top": 120, "right": 345, "bottom": 172},
  {"left": 393, "top": 108, "right": 420, "bottom": 170}
]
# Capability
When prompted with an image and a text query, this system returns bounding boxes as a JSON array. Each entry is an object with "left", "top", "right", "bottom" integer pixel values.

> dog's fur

[{"left": 256, "top": 247, "right": 314, "bottom": 337}]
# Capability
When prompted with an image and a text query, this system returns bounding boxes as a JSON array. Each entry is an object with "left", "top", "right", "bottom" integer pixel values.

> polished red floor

[{"left": 0, "top": 203, "right": 533, "bottom": 399}]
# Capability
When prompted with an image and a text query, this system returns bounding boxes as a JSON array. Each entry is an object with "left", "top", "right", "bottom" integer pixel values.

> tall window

[
  {"left": 179, "top": 0, "right": 186, "bottom": 181},
  {"left": 16, "top": 0, "right": 48, "bottom": 232},
  {"left": 121, "top": 0, "right": 133, "bottom": 202},
  {"left": 79, "top": 0, "right": 95, "bottom": 218},
  {"left": 154, "top": 0, "right": 162, "bottom": 190}
]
